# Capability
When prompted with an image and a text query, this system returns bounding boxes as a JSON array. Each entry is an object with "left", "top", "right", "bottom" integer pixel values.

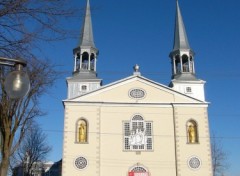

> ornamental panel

[
  {"left": 188, "top": 156, "right": 201, "bottom": 170},
  {"left": 123, "top": 115, "right": 153, "bottom": 151},
  {"left": 129, "top": 88, "right": 146, "bottom": 99},
  {"left": 74, "top": 156, "right": 88, "bottom": 170}
]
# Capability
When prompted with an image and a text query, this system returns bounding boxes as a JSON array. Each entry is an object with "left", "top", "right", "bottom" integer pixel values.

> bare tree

[
  {"left": 10, "top": 122, "right": 51, "bottom": 176},
  {"left": 0, "top": 0, "right": 79, "bottom": 176},
  {"left": 0, "top": 1, "right": 78, "bottom": 175},
  {"left": 0, "top": 0, "right": 77, "bottom": 58},
  {"left": 211, "top": 135, "right": 229, "bottom": 176},
  {"left": 0, "top": 58, "right": 58, "bottom": 176}
]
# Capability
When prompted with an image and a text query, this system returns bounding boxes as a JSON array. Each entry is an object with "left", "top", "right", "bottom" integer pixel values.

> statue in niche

[
  {"left": 79, "top": 123, "right": 86, "bottom": 142},
  {"left": 188, "top": 124, "right": 197, "bottom": 143}
]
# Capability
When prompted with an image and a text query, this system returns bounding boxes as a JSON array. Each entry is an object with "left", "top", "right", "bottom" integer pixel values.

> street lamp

[{"left": 0, "top": 57, "right": 30, "bottom": 99}]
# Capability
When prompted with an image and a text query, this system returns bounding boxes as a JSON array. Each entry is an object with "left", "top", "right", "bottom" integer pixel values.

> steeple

[
  {"left": 173, "top": 0, "right": 190, "bottom": 51},
  {"left": 79, "top": 0, "right": 95, "bottom": 48},
  {"left": 73, "top": 0, "right": 99, "bottom": 75},
  {"left": 169, "top": 0, "right": 206, "bottom": 101},
  {"left": 67, "top": 0, "right": 101, "bottom": 99},
  {"left": 169, "top": 0, "right": 196, "bottom": 80}
]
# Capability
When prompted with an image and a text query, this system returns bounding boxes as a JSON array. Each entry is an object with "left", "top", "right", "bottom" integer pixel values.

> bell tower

[
  {"left": 169, "top": 0, "right": 205, "bottom": 101},
  {"left": 67, "top": 0, "right": 101, "bottom": 99}
]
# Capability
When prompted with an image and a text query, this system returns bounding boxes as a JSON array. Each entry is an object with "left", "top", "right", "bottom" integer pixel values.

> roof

[
  {"left": 173, "top": 1, "right": 191, "bottom": 51},
  {"left": 64, "top": 74, "right": 208, "bottom": 104},
  {"left": 67, "top": 71, "right": 100, "bottom": 81},
  {"left": 79, "top": 0, "right": 96, "bottom": 48},
  {"left": 172, "top": 73, "right": 199, "bottom": 81}
]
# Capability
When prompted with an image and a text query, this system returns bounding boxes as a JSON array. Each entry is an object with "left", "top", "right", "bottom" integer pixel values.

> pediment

[{"left": 64, "top": 76, "right": 204, "bottom": 104}]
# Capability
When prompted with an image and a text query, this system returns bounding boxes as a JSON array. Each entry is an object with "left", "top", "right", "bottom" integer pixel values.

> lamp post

[{"left": 0, "top": 57, "right": 30, "bottom": 99}]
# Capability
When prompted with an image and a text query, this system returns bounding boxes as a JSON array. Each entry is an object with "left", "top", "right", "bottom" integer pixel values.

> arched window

[
  {"left": 90, "top": 53, "right": 95, "bottom": 71},
  {"left": 123, "top": 115, "right": 153, "bottom": 151},
  {"left": 75, "top": 53, "right": 80, "bottom": 71},
  {"left": 186, "top": 120, "right": 199, "bottom": 144},
  {"left": 175, "top": 55, "right": 181, "bottom": 73},
  {"left": 189, "top": 56, "right": 194, "bottom": 72},
  {"left": 128, "top": 164, "right": 149, "bottom": 176},
  {"left": 182, "top": 54, "right": 189, "bottom": 72},
  {"left": 82, "top": 52, "right": 89, "bottom": 70},
  {"left": 76, "top": 119, "right": 88, "bottom": 143}
]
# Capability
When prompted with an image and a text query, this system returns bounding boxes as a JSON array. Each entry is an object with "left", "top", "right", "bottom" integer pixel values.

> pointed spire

[
  {"left": 173, "top": 0, "right": 191, "bottom": 51},
  {"left": 80, "top": 0, "right": 96, "bottom": 48},
  {"left": 72, "top": 0, "right": 99, "bottom": 76},
  {"left": 169, "top": 1, "right": 196, "bottom": 81},
  {"left": 67, "top": 0, "right": 101, "bottom": 99}
]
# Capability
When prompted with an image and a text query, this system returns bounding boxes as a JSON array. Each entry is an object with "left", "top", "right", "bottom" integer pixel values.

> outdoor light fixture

[{"left": 0, "top": 57, "right": 30, "bottom": 99}]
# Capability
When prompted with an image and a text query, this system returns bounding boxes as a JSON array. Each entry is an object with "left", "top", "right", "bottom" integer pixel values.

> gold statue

[
  {"left": 79, "top": 123, "right": 86, "bottom": 142},
  {"left": 188, "top": 124, "right": 197, "bottom": 143}
]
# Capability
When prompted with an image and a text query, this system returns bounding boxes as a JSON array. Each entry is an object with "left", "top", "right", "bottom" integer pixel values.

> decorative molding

[
  {"left": 74, "top": 156, "right": 88, "bottom": 170},
  {"left": 129, "top": 88, "right": 146, "bottom": 99},
  {"left": 188, "top": 156, "right": 201, "bottom": 170}
]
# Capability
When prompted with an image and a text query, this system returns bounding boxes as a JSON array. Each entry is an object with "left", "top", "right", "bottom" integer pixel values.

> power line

[{"left": 32, "top": 128, "right": 240, "bottom": 141}]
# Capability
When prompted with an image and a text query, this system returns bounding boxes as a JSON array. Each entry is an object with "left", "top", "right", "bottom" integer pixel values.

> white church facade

[{"left": 62, "top": 0, "right": 213, "bottom": 176}]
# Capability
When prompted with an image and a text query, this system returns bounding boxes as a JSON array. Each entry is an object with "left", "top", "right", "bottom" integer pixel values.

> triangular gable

[{"left": 64, "top": 75, "right": 205, "bottom": 104}]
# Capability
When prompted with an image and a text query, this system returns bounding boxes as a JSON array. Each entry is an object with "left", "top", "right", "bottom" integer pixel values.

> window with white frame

[
  {"left": 123, "top": 115, "right": 153, "bottom": 151},
  {"left": 185, "top": 87, "right": 192, "bottom": 93},
  {"left": 81, "top": 85, "right": 87, "bottom": 91}
]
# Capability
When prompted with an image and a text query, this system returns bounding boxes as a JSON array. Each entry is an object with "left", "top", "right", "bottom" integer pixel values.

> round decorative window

[
  {"left": 74, "top": 156, "right": 88, "bottom": 170},
  {"left": 188, "top": 156, "right": 201, "bottom": 170},
  {"left": 129, "top": 88, "right": 146, "bottom": 99}
]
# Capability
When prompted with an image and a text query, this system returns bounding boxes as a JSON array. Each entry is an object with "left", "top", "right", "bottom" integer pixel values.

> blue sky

[{"left": 36, "top": 0, "right": 240, "bottom": 175}]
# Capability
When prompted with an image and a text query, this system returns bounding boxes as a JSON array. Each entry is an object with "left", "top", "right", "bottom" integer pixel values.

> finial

[
  {"left": 133, "top": 64, "right": 141, "bottom": 76},
  {"left": 134, "top": 64, "right": 140, "bottom": 72}
]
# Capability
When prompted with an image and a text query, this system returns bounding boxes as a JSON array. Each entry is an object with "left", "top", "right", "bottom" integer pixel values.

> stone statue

[{"left": 79, "top": 123, "right": 86, "bottom": 142}]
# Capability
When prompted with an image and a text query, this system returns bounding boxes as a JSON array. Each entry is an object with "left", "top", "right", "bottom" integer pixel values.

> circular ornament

[
  {"left": 74, "top": 156, "right": 88, "bottom": 170},
  {"left": 188, "top": 156, "right": 201, "bottom": 170},
  {"left": 129, "top": 88, "right": 146, "bottom": 99}
]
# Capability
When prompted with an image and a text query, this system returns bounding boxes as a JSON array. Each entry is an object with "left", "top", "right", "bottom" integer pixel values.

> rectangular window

[
  {"left": 145, "top": 123, "right": 152, "bottom": 136},
  {"left": 132, "top": 122, "right": 137, "bottom": 131},
  {"left": 185, "top": 87, "right": 192, "bottom": 93},
  {"left": 147, "top": 138, "right": 152, "bottom": 150},
  {"left": 82, "top": 85, "right": 87, "bottom": 91},
  {"left": 125, "top": 138, "right": 130, "bottom": 150},
  {"left": 133, "top": 145, "right": 138, "bottom": 150},
  {"left": 124, "top": 122, "right": 130, "bottom": 136},
  {"left": 138, "top": 122, "right": 144, "bottom": 130},
  {"left": 124, "top": 122, "right": 130, "bottom": 150}
]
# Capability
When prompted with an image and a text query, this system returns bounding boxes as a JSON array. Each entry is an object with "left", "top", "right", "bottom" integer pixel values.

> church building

[{"left": 62, "top": 0, "right": 213, "bottom": 175}]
